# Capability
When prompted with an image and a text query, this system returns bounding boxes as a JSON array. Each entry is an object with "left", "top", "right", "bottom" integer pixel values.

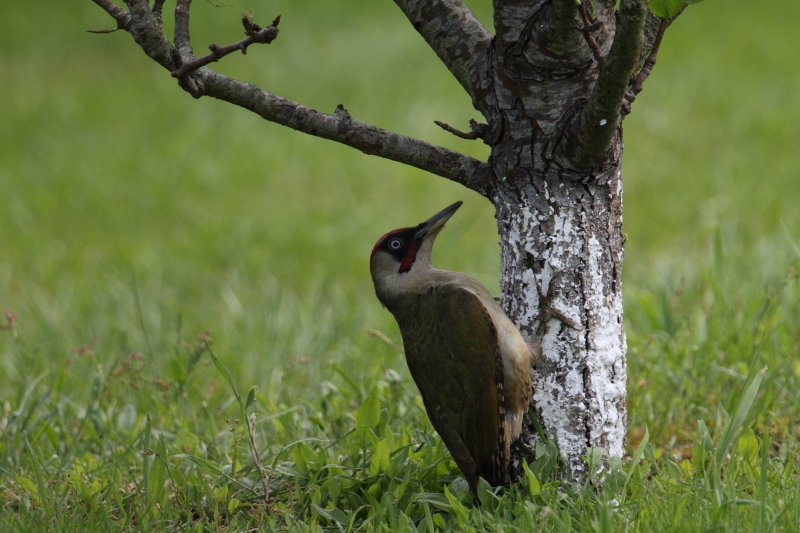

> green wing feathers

[{"left": 398, "top": 283, "right": 507, "bottom": 488}]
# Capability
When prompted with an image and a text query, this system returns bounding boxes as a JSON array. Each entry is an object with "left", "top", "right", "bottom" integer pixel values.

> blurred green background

[
  {"left": 2, "top": 1, "right": 800, "bottom": 529},
  {"left": 1, "top": 0, "right": 798, "bottom": 431}
]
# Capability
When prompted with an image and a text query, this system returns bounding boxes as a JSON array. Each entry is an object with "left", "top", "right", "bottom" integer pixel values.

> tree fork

[{"left": 89, "top": 0, "right": 681, "bottom": 482}]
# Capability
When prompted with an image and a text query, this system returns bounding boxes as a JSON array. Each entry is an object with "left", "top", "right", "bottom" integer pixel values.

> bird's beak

[{"left": 414, "top": 201, "right": 463, "bottom": 240}]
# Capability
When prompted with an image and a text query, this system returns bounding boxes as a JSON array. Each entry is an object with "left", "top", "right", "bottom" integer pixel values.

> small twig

[
  {"left": 171, "top": 0, "right": 204, "bottom": 97},
  {"left": 152, "top": 0, "right": 166, "bottom": 18},
  {"left": 174, "top": 0, "right": 193, "bottom": 56},
  {"left": 576, "top": 1, "right": 603, "bottom": 62},
  {"left": 434, "top": 119, "right": 490, "bottom": 143},
  {"left": 87, "top": 27, "right": 122, "bottom": 34},
  {"left": 621, "top": 18, "right": 667, "bottom": 115},
  {"left": 334, "top": 104, "right": 351, "bottom": 120},
  {"left": 172, "top": 16, "right": 280, "bottom": 80},
  {"left": 569, "top": 0, "right": 647, "bottom": 168}
]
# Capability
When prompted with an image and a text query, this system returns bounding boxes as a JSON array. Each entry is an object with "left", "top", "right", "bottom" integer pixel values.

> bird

[{"left": 369, "top": 201, "right": 537, "bottom": 491}]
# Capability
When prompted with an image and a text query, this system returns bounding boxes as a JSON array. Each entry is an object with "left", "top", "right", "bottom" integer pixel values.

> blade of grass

[
  {"left": 714, "top": 367, "right": 767, "bottom": 465},
  {"left": 22, "top": 431, "right": 52, "bottom": 516},
  {"left": 760, "top": 429, "right": 769, "bottom": 530},
  {"left": 207, "top": 344, "right": 270, "bottom": 504},
  {"left": 623, "top": 425, "right": 649, "bottom": 498},
  {"left": 140, "top": 415, "right": 152, "bottom": 532},
  {"left": 206, "top": 343, "right": 241, "bottom": 407}
]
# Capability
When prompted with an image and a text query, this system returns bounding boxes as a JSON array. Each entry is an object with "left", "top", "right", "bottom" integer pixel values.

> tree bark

[
  {"left": 495, "top": 160, "right": 627, "bottom": 479},
  {"left": 90, "top": 0, "right": 674, "bottom": 483},
  {"left": 487, "top": 0, "right": 635, "bottom": 480}
]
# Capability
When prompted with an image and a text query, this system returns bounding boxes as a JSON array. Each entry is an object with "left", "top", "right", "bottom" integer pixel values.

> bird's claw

[
  {"left": 537, "top": 269, "right": 582, "bottom": 331},
  {"left": 537, "top": 270, "right": 565, "bottom": 312}
]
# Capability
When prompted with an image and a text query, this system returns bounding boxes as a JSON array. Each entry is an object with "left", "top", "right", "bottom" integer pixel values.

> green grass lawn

[{"left": 1, "top": 0, "right": 799, "bottom": 530}]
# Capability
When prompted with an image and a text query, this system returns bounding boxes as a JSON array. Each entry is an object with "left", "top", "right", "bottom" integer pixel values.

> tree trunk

[
  {"left": 494, "top": 160, "right": 627, "bottom": 480},
  {"left": 490, "top": 0, "right": 630, "bottom": 480}
]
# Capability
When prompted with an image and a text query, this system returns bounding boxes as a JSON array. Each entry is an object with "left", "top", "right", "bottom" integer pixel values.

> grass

[{"left": 1, "top": 0, "right": 799, "bottom": 530}]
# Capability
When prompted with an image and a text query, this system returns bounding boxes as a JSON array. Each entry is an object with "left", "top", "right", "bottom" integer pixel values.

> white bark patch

[
  {"left": 540, "top": 320, "right": 559, "bottom": 362},
  {"left": 500, "top": 190, "right": 555, "bottom": 325},
  {"left": 521, "top": 268, "right": 539, "bottom": 322},
  {"left": 533, "top": 323, "right": 591, "bottom": 471},
  {"left": 533, "top": 371, "right": 587, "bottom": 460},
  {"left": 501, "top": 200, "right": 594, "bottom": 473},
  {"left": 583, "top": 236, "right": 627, "bottom": 458},
  {"left": 496, "top": 167, "right": 626, "bottom": 479}
]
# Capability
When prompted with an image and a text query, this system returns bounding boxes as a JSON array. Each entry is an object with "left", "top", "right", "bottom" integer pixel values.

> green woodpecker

[{"left": 370, "top": 201, "right": 536, "bottom": 490}]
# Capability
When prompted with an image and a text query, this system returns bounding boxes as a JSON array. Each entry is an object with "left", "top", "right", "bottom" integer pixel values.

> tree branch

[
  {"left": 434, "top": 119, "right": 490, "bottom": 143},
  {"left": 391, "top": 0, "right": 496, "bottom": 121},
  {"left": 109, "top": 0, "right": 175, "bottom": 70},
  {"left": 576, "top": 2, "right": 603, "bottom": 62},
  {"left": 174, "top": 0, "right": 193, "bottom": 56},
  {"left": 621, "top": 7, "right": 685, "bottom": 116},
  {"left": 621, "top": 18, "right": 666, "bottom": 115},
  {"left": 172, "top": 17, "right": 280, "bottom": 80},
  {"left": 638, "top": 6, "right": 684, "bottom": 68},
  {"left": 89, "top": 0, "right": 493, "bottom": 196},
  {"left": 171, "top": 0, "right": 207, "bottom": 96},
  {"left": 152, "top": 0, "right": 166, "bottom": 21},
  {"left": 568, "top": 0, "right": 647, "bottom": 169}
]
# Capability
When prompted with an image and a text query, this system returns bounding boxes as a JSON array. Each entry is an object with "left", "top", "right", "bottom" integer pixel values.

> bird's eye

[{"left": 389, "top": 239, "right": 403, "bottom": 250}]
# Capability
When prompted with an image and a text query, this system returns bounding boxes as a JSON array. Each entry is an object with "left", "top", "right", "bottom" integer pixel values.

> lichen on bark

[{"left": 495, "top": 157, "right": 626, "bottom": 479}]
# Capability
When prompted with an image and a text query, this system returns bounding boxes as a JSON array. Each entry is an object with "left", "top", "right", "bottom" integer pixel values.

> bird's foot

[{"left": 537, "top": 270, "right": 582, "bottom": 331}]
